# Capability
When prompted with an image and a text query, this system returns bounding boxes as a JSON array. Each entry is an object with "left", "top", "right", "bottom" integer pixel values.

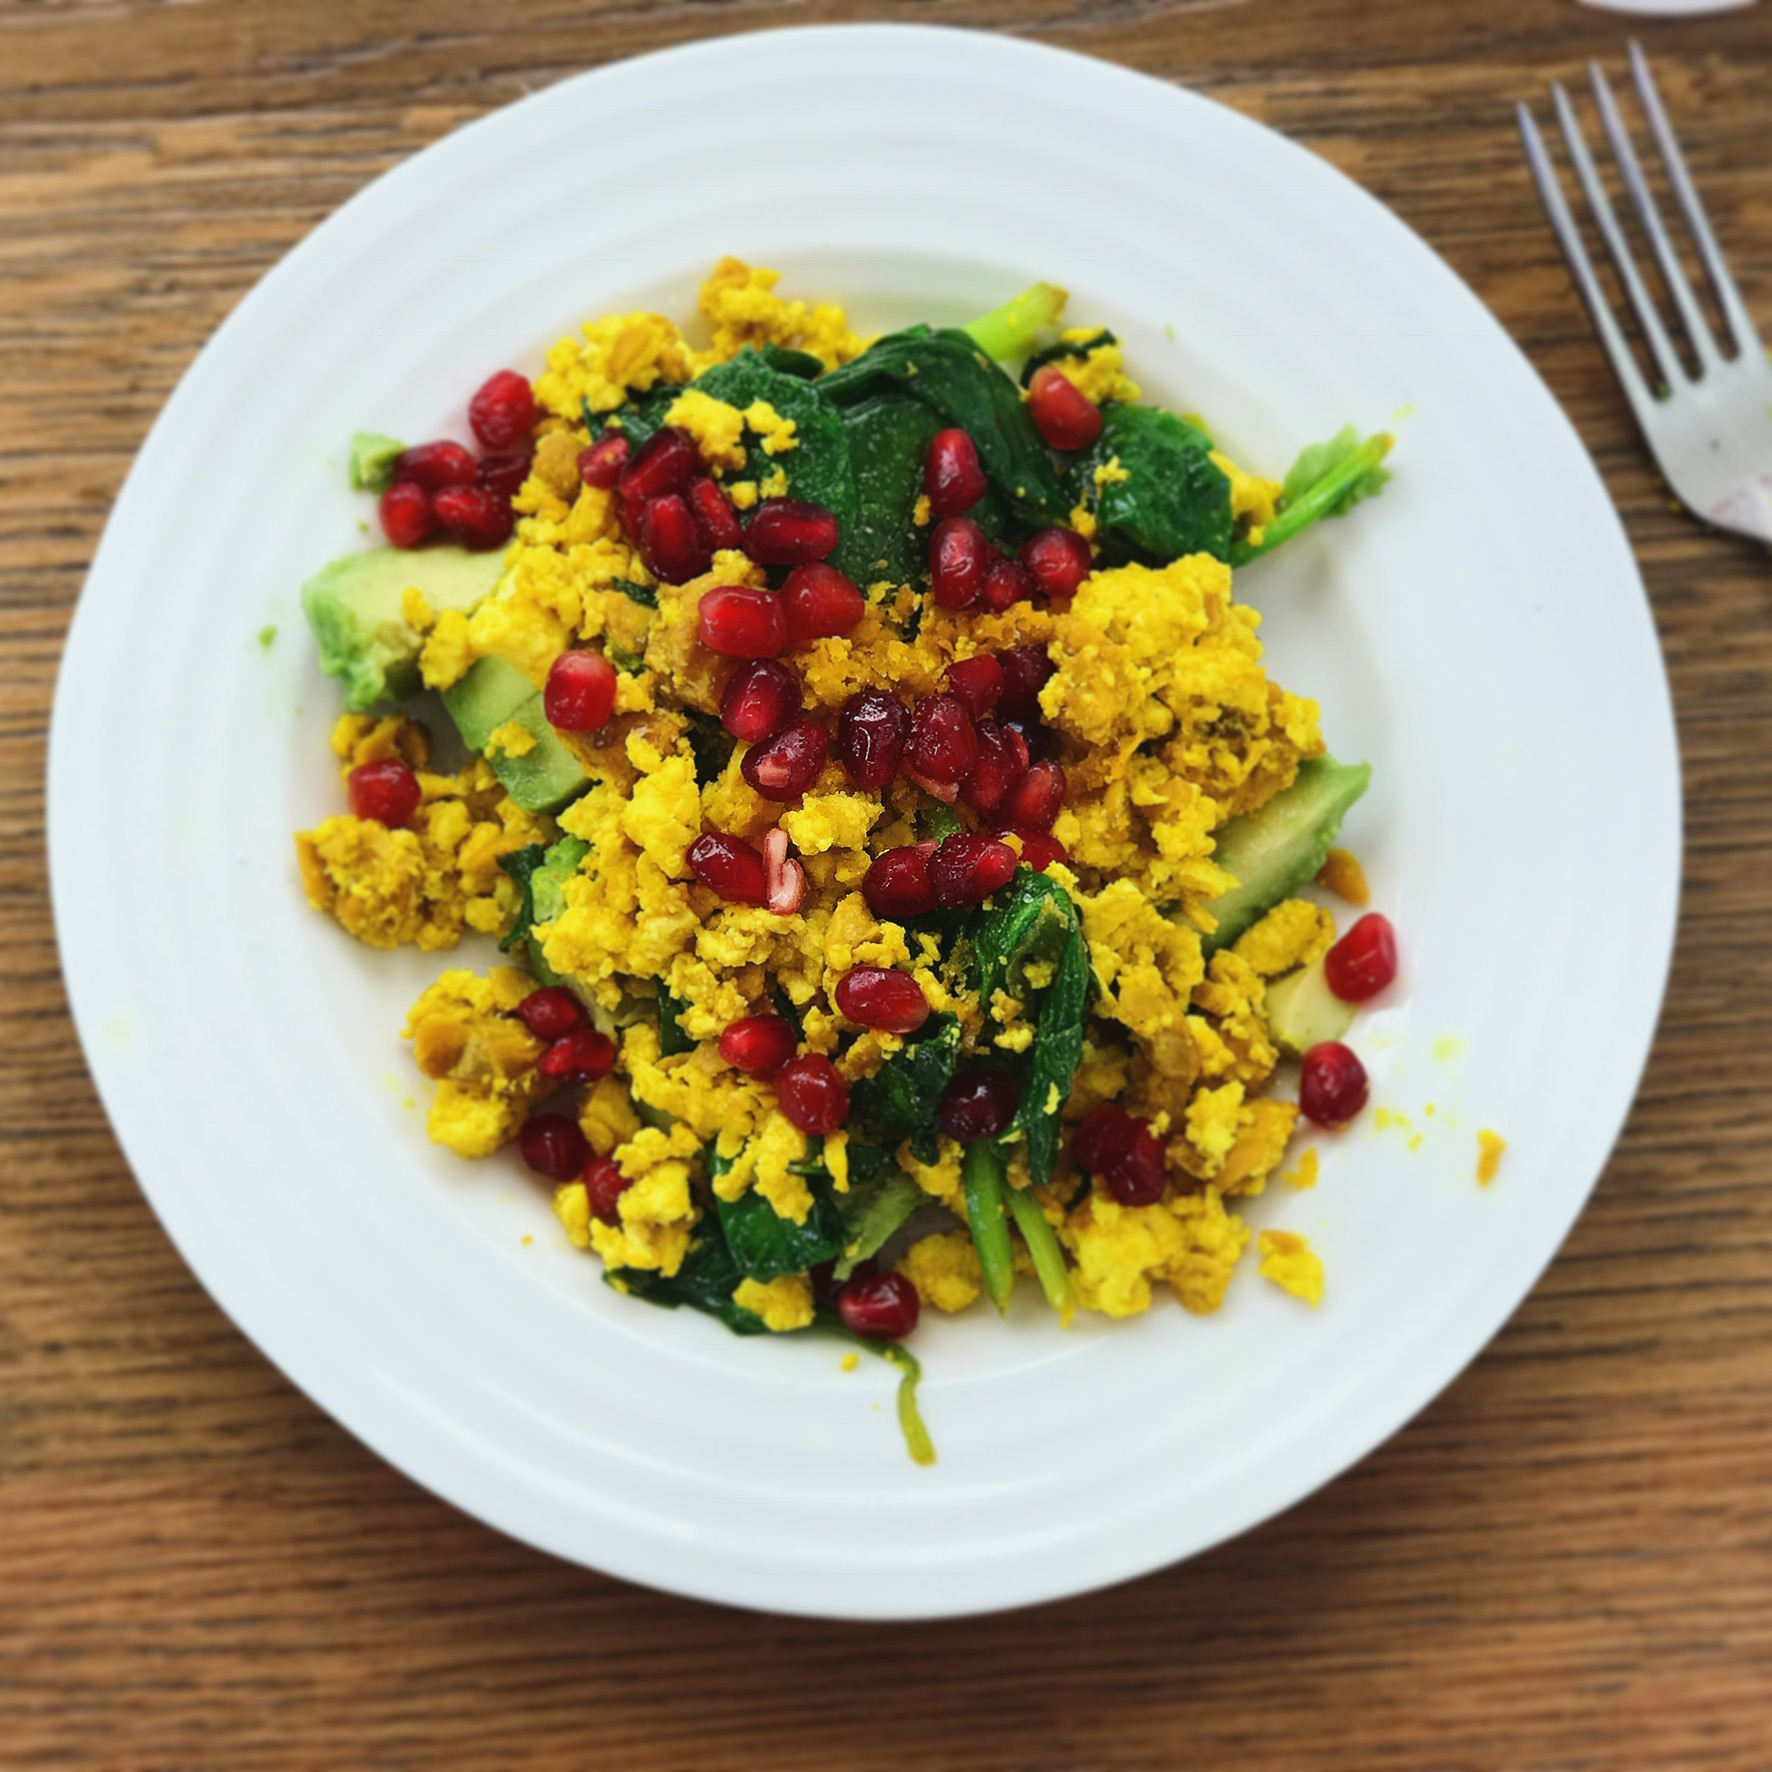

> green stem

[
  {"left": 815, "top": 1311, "right": 936, "bottom": 1467},
  {"left": 1230, "top": 432, "right": 1394, "bottom": 566},
  {"left": 1003, "top": 1183, "right": 1076, "bottom": 1325},
  {"left": 964, "top": 282, "right": 1069, "bottom": 362},
  {"left": 963, "top": 1140, "right": 1016, "bottom": 1314}
]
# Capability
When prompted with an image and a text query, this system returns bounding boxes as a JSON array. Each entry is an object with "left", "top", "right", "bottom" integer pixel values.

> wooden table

[{"left": 5, "top": 2, "right": 1770, "bottom": 1764}]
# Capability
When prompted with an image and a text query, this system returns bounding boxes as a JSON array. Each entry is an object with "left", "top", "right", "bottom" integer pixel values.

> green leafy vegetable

[
  {"left": 834, "top": 394, "right": 939, "bottom": 585},
  {"left": 975, "top": 867, "right": 1075, "bottom": 1012},
  {"left": 833, "top": 1166, "right": 928, "bottom": 1280},
  {"left": 348, "top": 431, "right": 405, "bottom": 493},
  {"left": 962, "top": 1140, "right": 1016, "bottom": 1314},
  {"left": 610, "top": 577, "right": 658, "bottom": 608},
  {"left": 920, "top": 802, "right": 963, "bottom": 843},
  {"left": 609, "top": 1213, "right": 768, "bottom": 1335},
  {"left": 849, "top": 1014, "right": 961, "bottom": 1164},
  {"left": 498, "top": 834, "right": 590, "bottom": 983},
  {"left": 1012, "top": 917, "right": 1090, "bottom": 1185},
  {"left": 711, "top": 1147, "right": 849, "bottom": 1282},
  {"left": 1231, "top": 427, "right": 1392, "bottom": 566},
  {"left": 1004, "top": 1184, "right": 1076, "bottom": 1322},
  {"left": 682, "top": 709, "right": 734, "bottom": 789},
  {"left": 963, "top": 281, "right": 1069, "bottom": 363},
  {"left": 658, "top": 984, "right": 694, "bottom": 1056},
  {"left": 1019, "top": 328, "right": 1115, "bottom": 389},
  {"left": 1067, "top": 402, "right": 1233, "bottom": 565},
  {"left": 757, "top": 342, "right": 825, "bottom": 380}
]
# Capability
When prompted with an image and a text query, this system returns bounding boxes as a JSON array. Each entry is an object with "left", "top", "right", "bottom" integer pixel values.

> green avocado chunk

[
  {"left": 1263, "top": 956, "right": 1356, "bottom": 1055},
  {"left": 1202, "top": 757, "right": 1371, "bottom": 954},
  {"left": 439, "top": 656, "right": 588, "bottom": 814},
  {"left": 301, "top": 545, "right": 502, "bottom": 712}
]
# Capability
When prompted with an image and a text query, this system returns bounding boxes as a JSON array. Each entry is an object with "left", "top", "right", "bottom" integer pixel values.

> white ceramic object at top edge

[{"left": 48, "top": 25, "right": 1680, "bottom": 1619}]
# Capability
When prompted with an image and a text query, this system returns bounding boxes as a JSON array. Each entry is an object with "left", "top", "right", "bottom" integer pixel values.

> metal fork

[{"left": 1519, "top": 43, "right": 1772, "bottom": 545}]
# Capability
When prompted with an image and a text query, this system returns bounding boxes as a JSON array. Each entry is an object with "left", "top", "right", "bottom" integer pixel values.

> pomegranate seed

[
  {"left": 517, "top": 1112, "right": 588, "bottom": 1181},
  {"left": 1104, "top": 1124, "right": 1167, "bottom": 1207},
  {"left": 639, "top": 492, "right": 712, "bottom": 584},
  {"left": 347, "top": 758, "right": 422, "bottom": 825},
  {"left": 516, "top": 987, "right": 587, "bottom": 1041},
  {"left": 938, "top": 1069, "right": 1019, "bottom": 1142},
  {"left": 618, "top": 489, "right": 647, "bottom": 540},
  {"left": 929, "top": 832, "right": 1017, "bottom": 908},
  {"left": 684, "top": 475, "right": 744, "bottom": 553},
  {"left": 1071, "top": 1103, "right": 1135, "bottom": 1173},
  {"left": 834, "top": 967, "right": 930, "bottom": 1035},
  {"left": 775, "top": 1053, "right": 849, "bottom": 1135},
  {"left": 478, "top": 452, "right": 532, "bottom": 501},
  {"left": 537, "top": 1029, "right": 617, "bottom": 1087},
  {"left": 718, "top": 1015, "right": 798, "bottom": 1078},
  {"left": 862, "top": 846, "right": 939, "bottom": 920},
  {"left": 762, "top": 827, "right": 807, "bottom": 916},
  {"left": 1299, "top": 1042, "right": 1369, "bottom": 1128},
  {"left": 836, "top": 690, "right": 911, "bottom": 791},
  {"left": 1002, "top": 759, "right": 1066, "bottom": 832},
  {"left": 392, "top": 440, "right": 477, "bottom": 493},
  {"left": 720, "top": 658, "right": 801, "bottom": 744},
  {"left": 1027, "top": 365, "right": 1104, "bottom": 451},
  {"left": 783, "top": 563, "right": 866, "bottom": 646},
  {"left": 688, "top": 832, "right": 770, "bottom": 905},
  {"left": 1008, "top": 830, "right": 1068, "bottom": 871},
  {"left": 583, "top": 1155, "right": 631, "bottom": 1225},
  {"left": 997, "top": 644, "right": 1056, "bottom": 723},
  {"left": 929, "top": 516, "right": 989, "bottom": 610},
  {"left": 923, "top": 427, "right": 988, "bottom": 519},
  {"left": 744, "top": 497, "right": 841, "bottom": 566},
  {"left": 741, "top": 717, "right": 828, "bottom": 801},
  {"left": 1020, "top": 527, "right": 1093, "bottom": 601},
  {"left": 468, "top": 369, "right": 536, "bottom": 451},
  {"left": 619, "top": 426, "right": 699, "bottom": 502},
  {"left": 959, "top": 719, "right": 1030, "bottom": 816},
  {"left": 904, "top": 693, "right": 979, "bottom": 797},
  {"left": 698, "top": 585, "right": 787, "bottom": 658},
  {"left": 837, "top": 1270, "right": 919, "bottom": 1341},
  {"left": 1324, "top": 913, "right": 1399, "bottom": 1003},
  {"left": 378, "top": 480, "right": 436, "bottom": 550},
  {"left": 980, "top": 557, "right": 1034, "bottom": 613},
  {"left": 433, "top": 484, "right": 514, "bottom": 552},
  {"left": 578, "top": 432, "right": 630, "bottom": 489},
  {"left": 543, "top": 649, "right": 618, "bottom": 733},
  {"left": 1002, "top": 716, "right": 1054, "bottom": 762},
  {"left": 947, "top": 655, "right": 1003, "bottom": 719}
]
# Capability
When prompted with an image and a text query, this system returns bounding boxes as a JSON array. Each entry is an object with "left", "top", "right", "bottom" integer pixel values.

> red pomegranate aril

[
  {"left": 686, "top": 475, "right": 745, "bottom": 553},
  {"left": 1104, "top": 1123, "right": 1167, "bottom": 1207},
  {"left": 478, "top": 452, "right": 532, "bottom": 501},
  {"left": 392, "top": 439, "right": 478, "bottom": 493},
  {"left": 379, "top": 480, "right": 436, "bottom": 550},
  {"left": 938, "top": 1069, "right": 1019, "bottom": 1143},
  {"left": 929, "top": 515, "right": 989, "bottom": 610},
  {"left": 761, "top": 827, "right": 806, "bottom": 917},
  {"left": 929, "top": 832, "right": 1017, "bottom": 908},
  {"left": 1071, "top": 1102, "right": 1136, "bottom": 1173},
  {"left": 516, "top": 987, "right": 587, "bottom": 1042},
  {"left": 537, "top": 1028, "right": 617, "bottom": 1087},
  {"left": 433, "top": 484, "right": 514, "bottom": 552},
  {"left": 1010, "top": 830, "right": 1068, "bottom": 871},
  {"left": 741, "top": 717, "right": 828, "bottom": 802},
  {"left": 543, "top": 649, "right": 618, "bottom": 733},
  {"left": 639, "top": 492, "right": 711, "bottom": 584},
  {"left": 718, "top": 1015, "right": 798, "bottom": 1079},
  {"left": 1021, "top": 526, "right": 1093, "bottom": 601},
  {"left": 517, "top": 1112, "right": 589, "bottom": 1181},
  {"left": 720, "top": 658, "right": 801, "bottom": 744},
  {"left": 783, "top": 562, "right": 866, "bottom": 646},
  {"left": 578, "top": 432, "right": 631, "bottom": 490},
  {"left": 997, "top": 644, "right": 1056, "bottom": 723},
  {"left": 775, "top": 1053, "right": 849, "bottom": 1135},
  {"left": 904, "top": 693, "right": 979, "bottom": 796},
  {"left": 981, "top": 557, "right": 1034, "bottom": 613},
  {"left": 947, "top": 655, "right": 1004, "bottom": 719},
  {"left": 1002, "top": 758, "right": 1067, "bottom": 833},
  {"left": 744, "top": 498, "right": 841, "bottom": 566},
  {"left": 618, "top": 425, "right": 699, "bottom": 502},
  {"left": 861, "top": 846, "right": 939, "bottom": 920},
  {"left": 1299, "top": 1042, "right": 1369, "bottom": 1128},
  {"left": 923, "top": 427, "right": 988, "bottom": 519},
  {"left": 347, "top": 758, "right": 422, "bottom": 826},
  {"left": 959, "top": 719, "right": 1030, "bottom": 816},
  {"left": 698, "top": 585, "right": 787, "bottom": 658},
  {"left": 468, "top": 369, "right": 536, "bottom": 451},
  {"left": 583, "top": 1156, "right": 631, "bottom": 1226},
  {"left": 1027, "top": 365, "right": 1104, "bottom": 451},
  {"left": 835, "top": 690, "right": 910, "bottom": 790},
  {"left": 837, "top": 1270, "right": 919, "bottom": 1341},
  {"left": 835, "top": 966, "right": 930, "bottom": 1036},
  {"left": 687, "top": 832, "right": 770, "bottom": 905},
  {"left": 1324, "top": 913, "right": 1399, "bottom": 1003}
]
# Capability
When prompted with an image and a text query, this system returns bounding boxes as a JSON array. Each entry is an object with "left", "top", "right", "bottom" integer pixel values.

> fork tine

[
  {"left": 1629, "top": 40, "right": 1765, "bottom": 360},
  {"left": 1552, "top": 78, "right": 1688, "bottom": 390},
  {"left": 1589, "top": 58, "right": 1720, "bottom": 369},
  {"left": 1517, "top": 101, "right": 1660, "bottom": 429}
]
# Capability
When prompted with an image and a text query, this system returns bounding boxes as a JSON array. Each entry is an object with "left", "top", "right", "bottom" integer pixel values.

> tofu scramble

[{"left": 296, "top": 261, "right": 1399, "bottom": 1462}]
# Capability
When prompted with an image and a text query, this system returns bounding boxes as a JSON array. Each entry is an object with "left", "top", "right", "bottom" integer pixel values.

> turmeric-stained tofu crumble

[{"left": 295, "top": 262, "right": 1399, "bottom": 1462}]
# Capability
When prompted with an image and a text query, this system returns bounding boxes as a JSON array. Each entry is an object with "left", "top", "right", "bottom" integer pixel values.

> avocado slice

[
  {"left": 1201, "top": 757, "right": 1371, "bottom": 955},
  {"left": 440, "top": 656, "right": 588, "bottom": 815},
  {"left": 1263, "top": 956, "right": 1356, "bottom": 1056},
  {"left": 301, "top": 545, "right": 502, "bottom": 712}
]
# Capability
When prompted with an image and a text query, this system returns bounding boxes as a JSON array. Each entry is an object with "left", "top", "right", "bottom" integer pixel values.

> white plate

[{"left": 49, "top": 24, "right": 1680, "bottom": 1619}]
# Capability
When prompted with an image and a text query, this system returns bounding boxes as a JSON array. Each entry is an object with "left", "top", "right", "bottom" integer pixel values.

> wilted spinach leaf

[
  {"left": 850, "top": 1014, "right": 961, "bottom": 1164},
  {"left": 658, "top": 984, "right": 694, "bottom": 1056},
  {"left": 1012, "top": 919, "right": 1090, "bottom": 1185},
  {"left": 975, "top": 866, "right": 1075, "bottom": 1013},
  {"left": 1067, "top": 402, "right": 1233, "bottom": 565},
  {"left": 1019, "top": 328, "right": 1116, "bottom": 389},
  {"left": 608, "top": 1211, "right": 767, "bottom": 1335},
  {"left": 758, "top": 342, "right": 825, "bottom": 380},
  {"left": 835, "top": 393, "right": 938, "bottom": 586},
  {"left": 610, "top": 577, "right": 657, "bottom": 608},
  {"left": 710, "top": 1147, "right": 849, "bottom": 1282}
]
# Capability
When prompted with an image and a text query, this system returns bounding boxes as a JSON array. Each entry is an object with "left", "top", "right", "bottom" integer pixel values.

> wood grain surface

[{"left": 4, "top": 2, "right": 1771, "bottom": 1766}]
